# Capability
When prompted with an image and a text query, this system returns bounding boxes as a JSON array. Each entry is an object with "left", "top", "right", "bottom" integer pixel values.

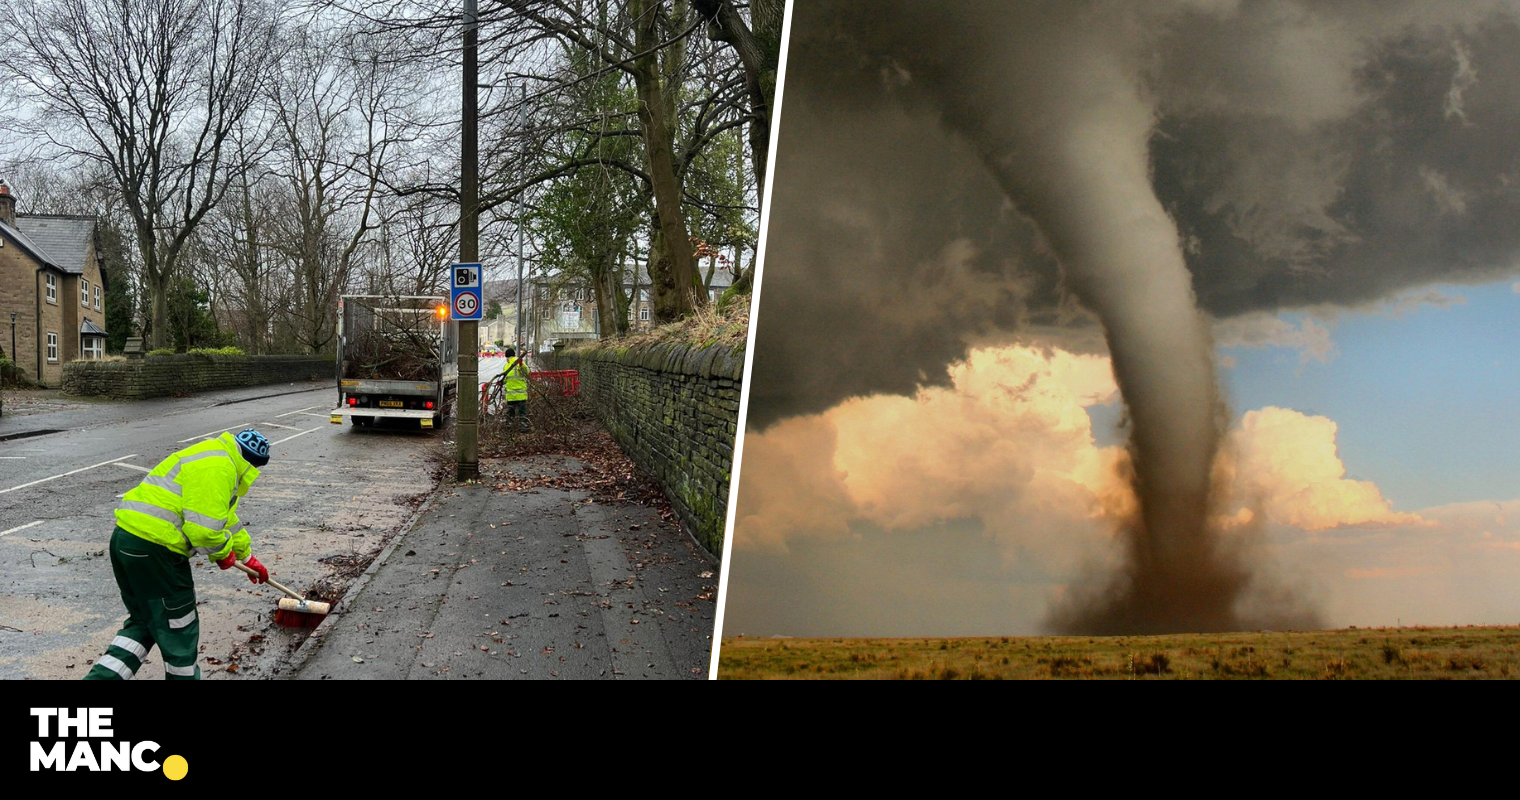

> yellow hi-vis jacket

[
  {"left": 114, "top": 432, "right": 260, "bottom": 562},
  {"left": 503, "top": 358, "right": 528, "bottom": 402}
]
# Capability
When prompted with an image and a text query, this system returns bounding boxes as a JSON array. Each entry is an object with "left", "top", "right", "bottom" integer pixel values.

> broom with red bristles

[{"left": 231, "top": 561, "right": 331, "bottom": 628}]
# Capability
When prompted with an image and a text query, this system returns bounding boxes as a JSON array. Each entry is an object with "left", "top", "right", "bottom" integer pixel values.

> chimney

[{"left": 0, "top": 181, "right": 15, "bottom": 227}]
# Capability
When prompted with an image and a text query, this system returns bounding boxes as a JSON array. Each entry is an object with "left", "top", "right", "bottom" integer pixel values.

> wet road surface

[{"left": 0, "top": 384, "right": 443, "bottom": 679}]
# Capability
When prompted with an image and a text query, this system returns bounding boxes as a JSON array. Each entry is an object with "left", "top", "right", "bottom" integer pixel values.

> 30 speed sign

[{"left": 450, "top": 262, "right": 483, "bottom": 320}]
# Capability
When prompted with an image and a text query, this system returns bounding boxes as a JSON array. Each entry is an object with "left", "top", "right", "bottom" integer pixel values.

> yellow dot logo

[{"left": 163, "top": 755, "right": 188, "bottom": 780}]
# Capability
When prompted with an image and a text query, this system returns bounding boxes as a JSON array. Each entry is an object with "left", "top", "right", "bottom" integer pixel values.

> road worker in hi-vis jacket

[
  {"left": 85, "top": 429, "right": 272, "bottom": 680},
  {"left": 502, "top": 346, "right": 529, "bottom": 427}
]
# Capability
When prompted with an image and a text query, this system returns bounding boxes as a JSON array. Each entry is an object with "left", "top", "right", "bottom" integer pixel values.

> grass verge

[{"left": 716, "top": 626, "right": 1520, "bottom": 680}]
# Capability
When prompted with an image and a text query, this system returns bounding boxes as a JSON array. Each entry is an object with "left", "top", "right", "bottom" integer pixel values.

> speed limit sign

[
  {"left": 450, "top": 262, "right": 483, "bottom": 320},
  {"left": 454, "top": 291, "right": 479, "bottom": 318}
]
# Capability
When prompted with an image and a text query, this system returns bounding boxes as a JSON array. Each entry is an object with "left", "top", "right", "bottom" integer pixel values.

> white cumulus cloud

[{"left": 1223, "top": 407, "right": 1426, "bottom": 530}]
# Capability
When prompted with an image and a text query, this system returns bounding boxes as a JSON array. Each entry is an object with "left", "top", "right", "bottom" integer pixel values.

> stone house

[
  {"left": 0, "top": 181, "right": 108, "bottom": 387},
  {"left": 531, "top": 280, "right": 600, "bottom": 350},
  {"left": 528, "top": 263, "right": 734, "bottom": 352}
]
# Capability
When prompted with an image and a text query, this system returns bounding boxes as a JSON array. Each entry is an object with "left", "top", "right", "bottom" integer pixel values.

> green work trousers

[
  {"left": 83, "top": 526, "right": 202, "bottom": 680},
  {"left": 506, "top": 400, "right": 528, "bottom": 430}
]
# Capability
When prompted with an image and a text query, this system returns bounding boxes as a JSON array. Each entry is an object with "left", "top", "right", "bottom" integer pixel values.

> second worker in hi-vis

[{"left": 84, "top": 429, "right": 272, "bottom": 680}]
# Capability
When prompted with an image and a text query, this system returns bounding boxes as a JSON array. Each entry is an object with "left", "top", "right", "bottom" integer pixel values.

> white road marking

[
  {"left": 261, "top": 421, "right": 303, "bottom": 431},
  {"left": 296, "top": 412, "right": 330, "bottom": 418},
  {"left": 0, "top": 520, "right": 44, "bottom": 537},
  {"left": 111, "top": 462, "right": 152, "bottom": 473},
  {"left": 0, "top": 456, "right": 25, "bottom": 460},
  {"left": 0, "top": 454, "right": 139, "bottom": 495},
  {"left": 271, "top": 427, "right": 323, "bottom": 445},
  {"left": 276, "top": 406, "right": 321, "bottom": 418},
  {"left": 177, "top": 423, "right": 250, "bottom": 444}
]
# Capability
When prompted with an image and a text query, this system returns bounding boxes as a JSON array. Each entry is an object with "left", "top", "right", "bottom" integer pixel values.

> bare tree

[
  {"left": 201, "top": 150, "right": 287, "bottom": 354},
  {"left": 1, "top": 0, "right": 280, "bottom": 349},
  {"left": 264, "top": 28, "right": 409, "bottom": 353},
  {"left": 288, "top": 1, "right": 761, "bottom": 326},
  {"left": 368, "top": 188, "right": 458, "bottom": 297},
  {"left": 692, "top": 0, "right": 782, "bottom": 203}
]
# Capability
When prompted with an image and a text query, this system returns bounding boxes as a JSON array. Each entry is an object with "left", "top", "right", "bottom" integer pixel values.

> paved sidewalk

[{"left": 290, "top": 455, "right": 717, "bottom": 679}]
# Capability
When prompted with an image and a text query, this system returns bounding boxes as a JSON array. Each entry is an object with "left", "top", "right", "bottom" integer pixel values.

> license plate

[{"left": 379, "top": 400, "right": 403, "bottom": 408}]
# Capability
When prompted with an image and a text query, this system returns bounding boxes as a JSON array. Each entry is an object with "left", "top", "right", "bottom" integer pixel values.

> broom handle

[{"left": 232, "top": 560, "right": 303, "bottom": 601}]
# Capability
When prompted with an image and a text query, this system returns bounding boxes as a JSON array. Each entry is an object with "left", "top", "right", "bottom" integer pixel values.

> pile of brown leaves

[
  {"left": 485, "top": 425, "right": 669, "bottom": 511},
  {"left": 442, "top": 374, "right": 673, "bottom": 514},
  {"left": 317, "top": 550, "right": 379, "bottom": 582}
]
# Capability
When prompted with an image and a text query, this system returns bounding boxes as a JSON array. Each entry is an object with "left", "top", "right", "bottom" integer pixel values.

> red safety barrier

[{"left": 530, "top": 369, "right": 580, "bottom": 397}]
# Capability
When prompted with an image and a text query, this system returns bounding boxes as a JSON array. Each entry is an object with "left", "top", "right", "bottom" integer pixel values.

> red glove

[
  {"left": 217, "top": 554, "right": 269, "bottom": 584},
  {"left": 242, "top": 556, "right": 269, "bottom": 584}
]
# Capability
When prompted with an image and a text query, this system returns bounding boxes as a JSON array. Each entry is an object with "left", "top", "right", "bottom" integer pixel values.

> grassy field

[{"left": 716, "top": 626, "right": 1520, "bottom": 679}]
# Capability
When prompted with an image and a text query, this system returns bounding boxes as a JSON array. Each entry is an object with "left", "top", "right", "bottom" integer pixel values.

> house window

[
  {"left": 45, "top": 274, "right": 56, "bottom": 304},
  {"left": 639, "top": 289, "right": 649, "bottom": 302},
  {"left": 46, "top": 332, "right": 58, "bottom": 362},
  {"left": 639, "top": 307, "right": 649, "bottom": 321},
  {"left": 94, "top": 286, "right": 101, "bottom": 311},
  {"left": 81, "top": 279, "right": 90, "bottom": 306},
  {"left": 83, "top": 337, "right": 103, "bottom": 359},
  {"left": 540, "top": 307, "right": 551, "bottom": 320}
]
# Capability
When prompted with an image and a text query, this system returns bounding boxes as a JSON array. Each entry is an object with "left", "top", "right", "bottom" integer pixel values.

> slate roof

[
  {"left": 0, "top": 219, "right": 66, "bottom": 272},
  {"left": 13, "top": 215, "right": 94, "bottom": 274},
  {"left": 81, "top": 319, "right": 108, "bottom": 336},
  {"left": 631, "top": 263, "right": 736, "bottom": 289}
]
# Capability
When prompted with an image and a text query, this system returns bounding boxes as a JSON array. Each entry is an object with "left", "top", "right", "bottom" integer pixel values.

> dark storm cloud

[
  {"left": 751, "top": 0, "right": 1520, "bottom": 427},
  {"left": 1159, "top": 4, "right": 1520, "bottom": 316},
  {"left": 746, "top": 16, "right": 1060, "bottom": 427}
]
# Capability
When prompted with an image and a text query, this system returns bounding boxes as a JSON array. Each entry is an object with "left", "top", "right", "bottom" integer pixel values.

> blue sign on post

[{"left": 451, "top": 263, "right": 482, "bottom": 321}]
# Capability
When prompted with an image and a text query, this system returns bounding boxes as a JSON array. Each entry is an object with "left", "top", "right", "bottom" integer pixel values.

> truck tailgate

[{"left": 339, "top": 379, "right": 440, "bottom": 397}]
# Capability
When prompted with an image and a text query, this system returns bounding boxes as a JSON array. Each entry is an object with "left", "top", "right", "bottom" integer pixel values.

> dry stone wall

[
  {"left": 551, "top": 342, "right": 743, "bottom": 558},
  {"left": 63, "top": 354, "right": 333, "bottom": 399}
]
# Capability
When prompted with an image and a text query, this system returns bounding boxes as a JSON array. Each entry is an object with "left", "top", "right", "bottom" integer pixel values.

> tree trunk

[
  {"left": 630, "top": 0, "right": 697, "bottom": 324},
  {"left": 598, "top": 249, "right": 630, "bottom": 338},
  {"left": 240, "top": 180, "right": 267, "bottom": 354},
  {"left": 149, "top": 274, "right": 170, "bottom": 350},
  {"left": 646, "top": 222, "right": 678, "bottom": 323},
  {"left": 593, "top": 267, "right": 616, "bottom": 340}
]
